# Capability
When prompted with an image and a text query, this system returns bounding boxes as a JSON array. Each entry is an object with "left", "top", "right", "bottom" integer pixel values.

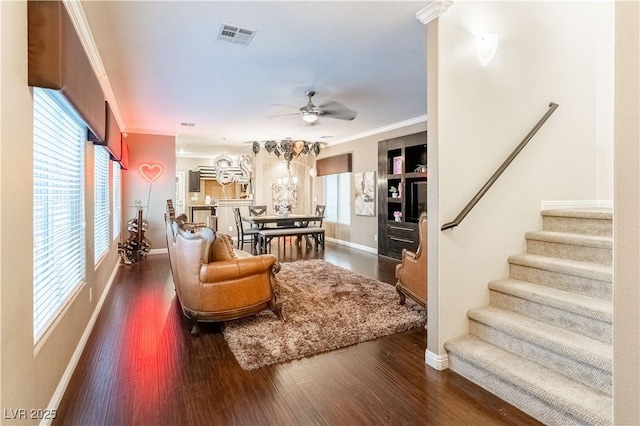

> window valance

[
  {"left": 28, "top": 1, "right": 105, "bottom": 143},
  {"left": 316, "top": 153, "right": 353, "bottom": 176},
  {"left": 105, "top": 102, "right": 122, "bottom": 161}
]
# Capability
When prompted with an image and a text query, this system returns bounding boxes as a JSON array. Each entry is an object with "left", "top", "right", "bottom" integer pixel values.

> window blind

[
  {"left": 112, "top": 162, "right": 121, "bottom": 241},
  {"left": 323, "top": 172, "right": 351, "bottom": 225},
  {"left": 94, "top": 146, "right": 110, "bottom": 262},
  {"left": 33, "top": 88, "right": 86, "bottom": 343},
  {"left": 338, "top": 173, "right": 351, "bottom": 224},
  {"left": 325, "top": 174, "right": 338, "bottom": 222}
]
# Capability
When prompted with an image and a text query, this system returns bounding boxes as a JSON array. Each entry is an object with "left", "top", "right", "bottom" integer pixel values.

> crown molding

[
  {"left": 62, "top": 0, "right": 126, "bottom": 132},
  {"left": 125, "top": 128, "right": 177, "bottom": 137},
  {"left": 328, "top": 115, "right": 428, "bottom": 146},
  {"left": 416, "top": 0, "right": 454, "bottom": 25}
]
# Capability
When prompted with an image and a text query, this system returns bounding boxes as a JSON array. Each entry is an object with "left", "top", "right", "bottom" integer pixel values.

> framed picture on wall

[{"left": 354, "top": 171, "right": 375, "bottom": 216}]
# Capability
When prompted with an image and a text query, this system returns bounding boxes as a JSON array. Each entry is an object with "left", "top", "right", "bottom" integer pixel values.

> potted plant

[{"left": 389, "top": 186, "right": 398, "bottom": 198}]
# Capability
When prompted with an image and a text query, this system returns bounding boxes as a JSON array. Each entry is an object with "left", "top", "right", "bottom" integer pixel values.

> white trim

[
  {"left": 148, "top": 248, "right": 169, "bottom": 256},
  {"left": 425, "top": 348, "right": 449, "bottom": 370},
  {"left": 40, "top": 262, "right": 120, "bottom": 426},
  {"left": 124, "top": 127, "right": 176, "bottom": 137},
  {"left": 62, "top": 1, "right": 125, "bottom": 132},
  {"left": 328, "top": 115, "right": 427, "bottom": 147},
  {"left": 325, "top": 236, "right": 378, "bottom": 254},
  {"left": 416, "top": 0, "right": 454, "bottom": 26},
  {"left": 540, "top": 200, "right": 613, "bottom": 211}
]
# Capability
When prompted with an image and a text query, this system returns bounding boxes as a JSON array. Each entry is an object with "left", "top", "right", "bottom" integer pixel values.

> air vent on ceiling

[
  {"left": 217, "top": 23, "right": 257, "bottom": 46},
  {"left": 180, "top": 122, "right": 196, "bottom": 127}
]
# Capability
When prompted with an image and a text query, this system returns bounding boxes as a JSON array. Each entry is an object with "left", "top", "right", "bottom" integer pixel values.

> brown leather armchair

[
  {"left": 165, "top": 200, "right": 282, "bottom": 334},
  {"left": 395, "top": 212, "right": 427, "bottom": 307}
]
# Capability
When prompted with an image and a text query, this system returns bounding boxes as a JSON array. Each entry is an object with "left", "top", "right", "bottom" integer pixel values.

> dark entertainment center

[{"left": 377, "top": 131, "right": 427, "bottom": 259}]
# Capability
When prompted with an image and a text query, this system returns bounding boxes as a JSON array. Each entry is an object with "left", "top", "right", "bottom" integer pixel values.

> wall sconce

[{"left": 476, "top": 34, "right": 499, "bottom": 65}]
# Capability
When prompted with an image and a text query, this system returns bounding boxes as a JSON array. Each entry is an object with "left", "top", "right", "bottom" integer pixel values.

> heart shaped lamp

[{"left": 139, "top": 163, "right": 163, "bottom": 183}]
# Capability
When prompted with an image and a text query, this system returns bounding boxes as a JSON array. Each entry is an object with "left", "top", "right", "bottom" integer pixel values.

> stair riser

[
  {"left": 490, "top": 291, "right": 612, "bottom": 344},
  {"left": 509, "top": 264, "right": 612, "bottom": 301},
  {"left": 526, "top": 240, "right": 612, "bottom": 266},
  {"left": 469, "top": 320, "right": 612, "bottom": 395},
  {"left": 542, "top": 216, "right": 612, "bottom": 237},
  {"left": 447, "top": 352, "right": 604, "bottom": 426}
]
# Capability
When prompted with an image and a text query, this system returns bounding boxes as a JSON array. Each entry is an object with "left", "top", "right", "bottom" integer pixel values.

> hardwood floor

[{"left": 54, "top": 240, "right": 542, "bottom": 426}]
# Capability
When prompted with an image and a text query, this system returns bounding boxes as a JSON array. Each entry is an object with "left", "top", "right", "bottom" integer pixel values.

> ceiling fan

[{"left": 272, "top": 90, "right": 357, "bottom": 124}]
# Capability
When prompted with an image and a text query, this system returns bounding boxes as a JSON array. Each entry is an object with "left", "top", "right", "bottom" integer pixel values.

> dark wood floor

[{"left": 54, "top": 240, "right": 541, "bottom": 426}]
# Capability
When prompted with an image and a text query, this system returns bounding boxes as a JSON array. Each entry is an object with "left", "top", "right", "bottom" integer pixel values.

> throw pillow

[{"left": 209, "top": 233, "right": 237, "bottom": 262}]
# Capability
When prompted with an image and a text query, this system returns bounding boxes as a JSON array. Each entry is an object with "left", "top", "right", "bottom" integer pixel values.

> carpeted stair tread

[
  {"left": 525, "top": 230, "right": 612, "bottom": 248},
  {"left": 489, "top": 278, "right": 612, "bottom": 322},
  {"left": 468, "top": 306, "right": 611, "bottom": 372},
  {"left": 541, "top": 208, "right": 613, "bottom": 220},
  {"left": 509, "top": 253, "right": 612, "bottom": 282},
  {"left": 445, "top": 334, "right": 612, "bottom": 425},
  {"left": 541, "top": 209, "right": 612, "bottom": 237}
]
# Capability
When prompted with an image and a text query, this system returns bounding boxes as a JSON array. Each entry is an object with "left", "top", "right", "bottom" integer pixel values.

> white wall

[
  {"left": 427, "top": 1, "right": 614, "bottom": 358},
  {"left": 613, "top": 1, "right": 640, "bottom": 423}
]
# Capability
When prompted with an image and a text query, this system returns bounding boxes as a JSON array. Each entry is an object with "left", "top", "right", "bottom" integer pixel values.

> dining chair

[
  {"left": 310, "top": 204, "right": 326, "bottom": 247},
  {"left": 232, "top": 207, "right": 259, "bottom": 251},
  {"left": 313, "top": 204, "right": 326, "bottom": 227},
  {"left": 249, "top": 205, "right": 267, "bottom": 217},
  {"left": 249, "top": 205, "right": 268, "bottom": 230}
]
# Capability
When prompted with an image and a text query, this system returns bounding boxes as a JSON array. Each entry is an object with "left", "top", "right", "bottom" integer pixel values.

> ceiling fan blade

[
  {"left": 267, "top": 112, "right": 301, "bottom": 119},
  {"left": 270, "top": 102, "right": 300, "bottom": 110},
  {"left": 318, "top": 101, "right": 357, "bottom": 121},
  {"left": 321, "top": 108, "right": 357, "bottom": 121},
  {"left": 317, "top": 101, "right": 347, "bottom": 110}
]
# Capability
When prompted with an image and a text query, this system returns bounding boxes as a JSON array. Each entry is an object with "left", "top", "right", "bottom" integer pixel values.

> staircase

[{"left": 445, "top": 209, "right": 613, "bottom": 425}]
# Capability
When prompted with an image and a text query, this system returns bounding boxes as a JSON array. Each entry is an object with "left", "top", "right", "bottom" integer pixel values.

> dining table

[
  {"left": 241, "top": 213, "right": 325, "bottom": 253},
  {"left": 241, "top": 213, "right": 323, "bottom": 229}
]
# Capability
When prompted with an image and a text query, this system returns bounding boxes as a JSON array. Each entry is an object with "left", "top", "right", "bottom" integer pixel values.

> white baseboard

[
  {"left": 148, "top": 248, "right": 168, "bottom": 255},
  {"left": 41, "top": 262, "right": 120, "bottom": 426},
  {"left": 325, "top": 236, "right": 378, "bottom": 254},
  {"left": 540, "top": 200, "right": 613, "bottom": 210},
  {"left": 425, "top": 349, "right": 449, "bottom": 370}
]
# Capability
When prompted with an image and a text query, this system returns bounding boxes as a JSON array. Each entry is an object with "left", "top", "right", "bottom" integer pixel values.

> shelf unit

[{"left": 377, "top": 132, "right": 427, "bottom": 259}]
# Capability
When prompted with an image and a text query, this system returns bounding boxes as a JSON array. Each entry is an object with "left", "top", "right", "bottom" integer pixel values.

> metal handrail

[{"left": 441, "top": 102, "right": 559, "bottom": 231}]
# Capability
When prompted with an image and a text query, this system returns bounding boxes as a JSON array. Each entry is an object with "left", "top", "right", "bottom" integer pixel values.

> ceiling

[{"left": 80, "top": 1, "right": 428, "bottom": 158}]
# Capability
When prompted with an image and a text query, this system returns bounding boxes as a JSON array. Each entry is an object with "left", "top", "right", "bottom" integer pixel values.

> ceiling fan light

[{"left": 302, "top": 112, "right": 318, "bottom": 123}]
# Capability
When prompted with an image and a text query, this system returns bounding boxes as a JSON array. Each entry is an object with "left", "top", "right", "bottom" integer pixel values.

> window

[
  {"left": 94, "top": 145, "right": 110, "bottom": 262},
  {"left": 112, "top": 162, "right": 121, "bottom": 241},
  {"left": 33, "top": 88, "right": 86, "bottom": 343},
  {"left": 323, "top": 172, "right": 351, "bottom": 224}
]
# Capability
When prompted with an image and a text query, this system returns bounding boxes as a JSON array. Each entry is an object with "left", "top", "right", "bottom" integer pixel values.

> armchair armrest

[
  {"left": 401, "top": 248, "right": 418, "bottom": 262},
  {"left": 200, "top": 254, "right": 277, "bottom": 282}
]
